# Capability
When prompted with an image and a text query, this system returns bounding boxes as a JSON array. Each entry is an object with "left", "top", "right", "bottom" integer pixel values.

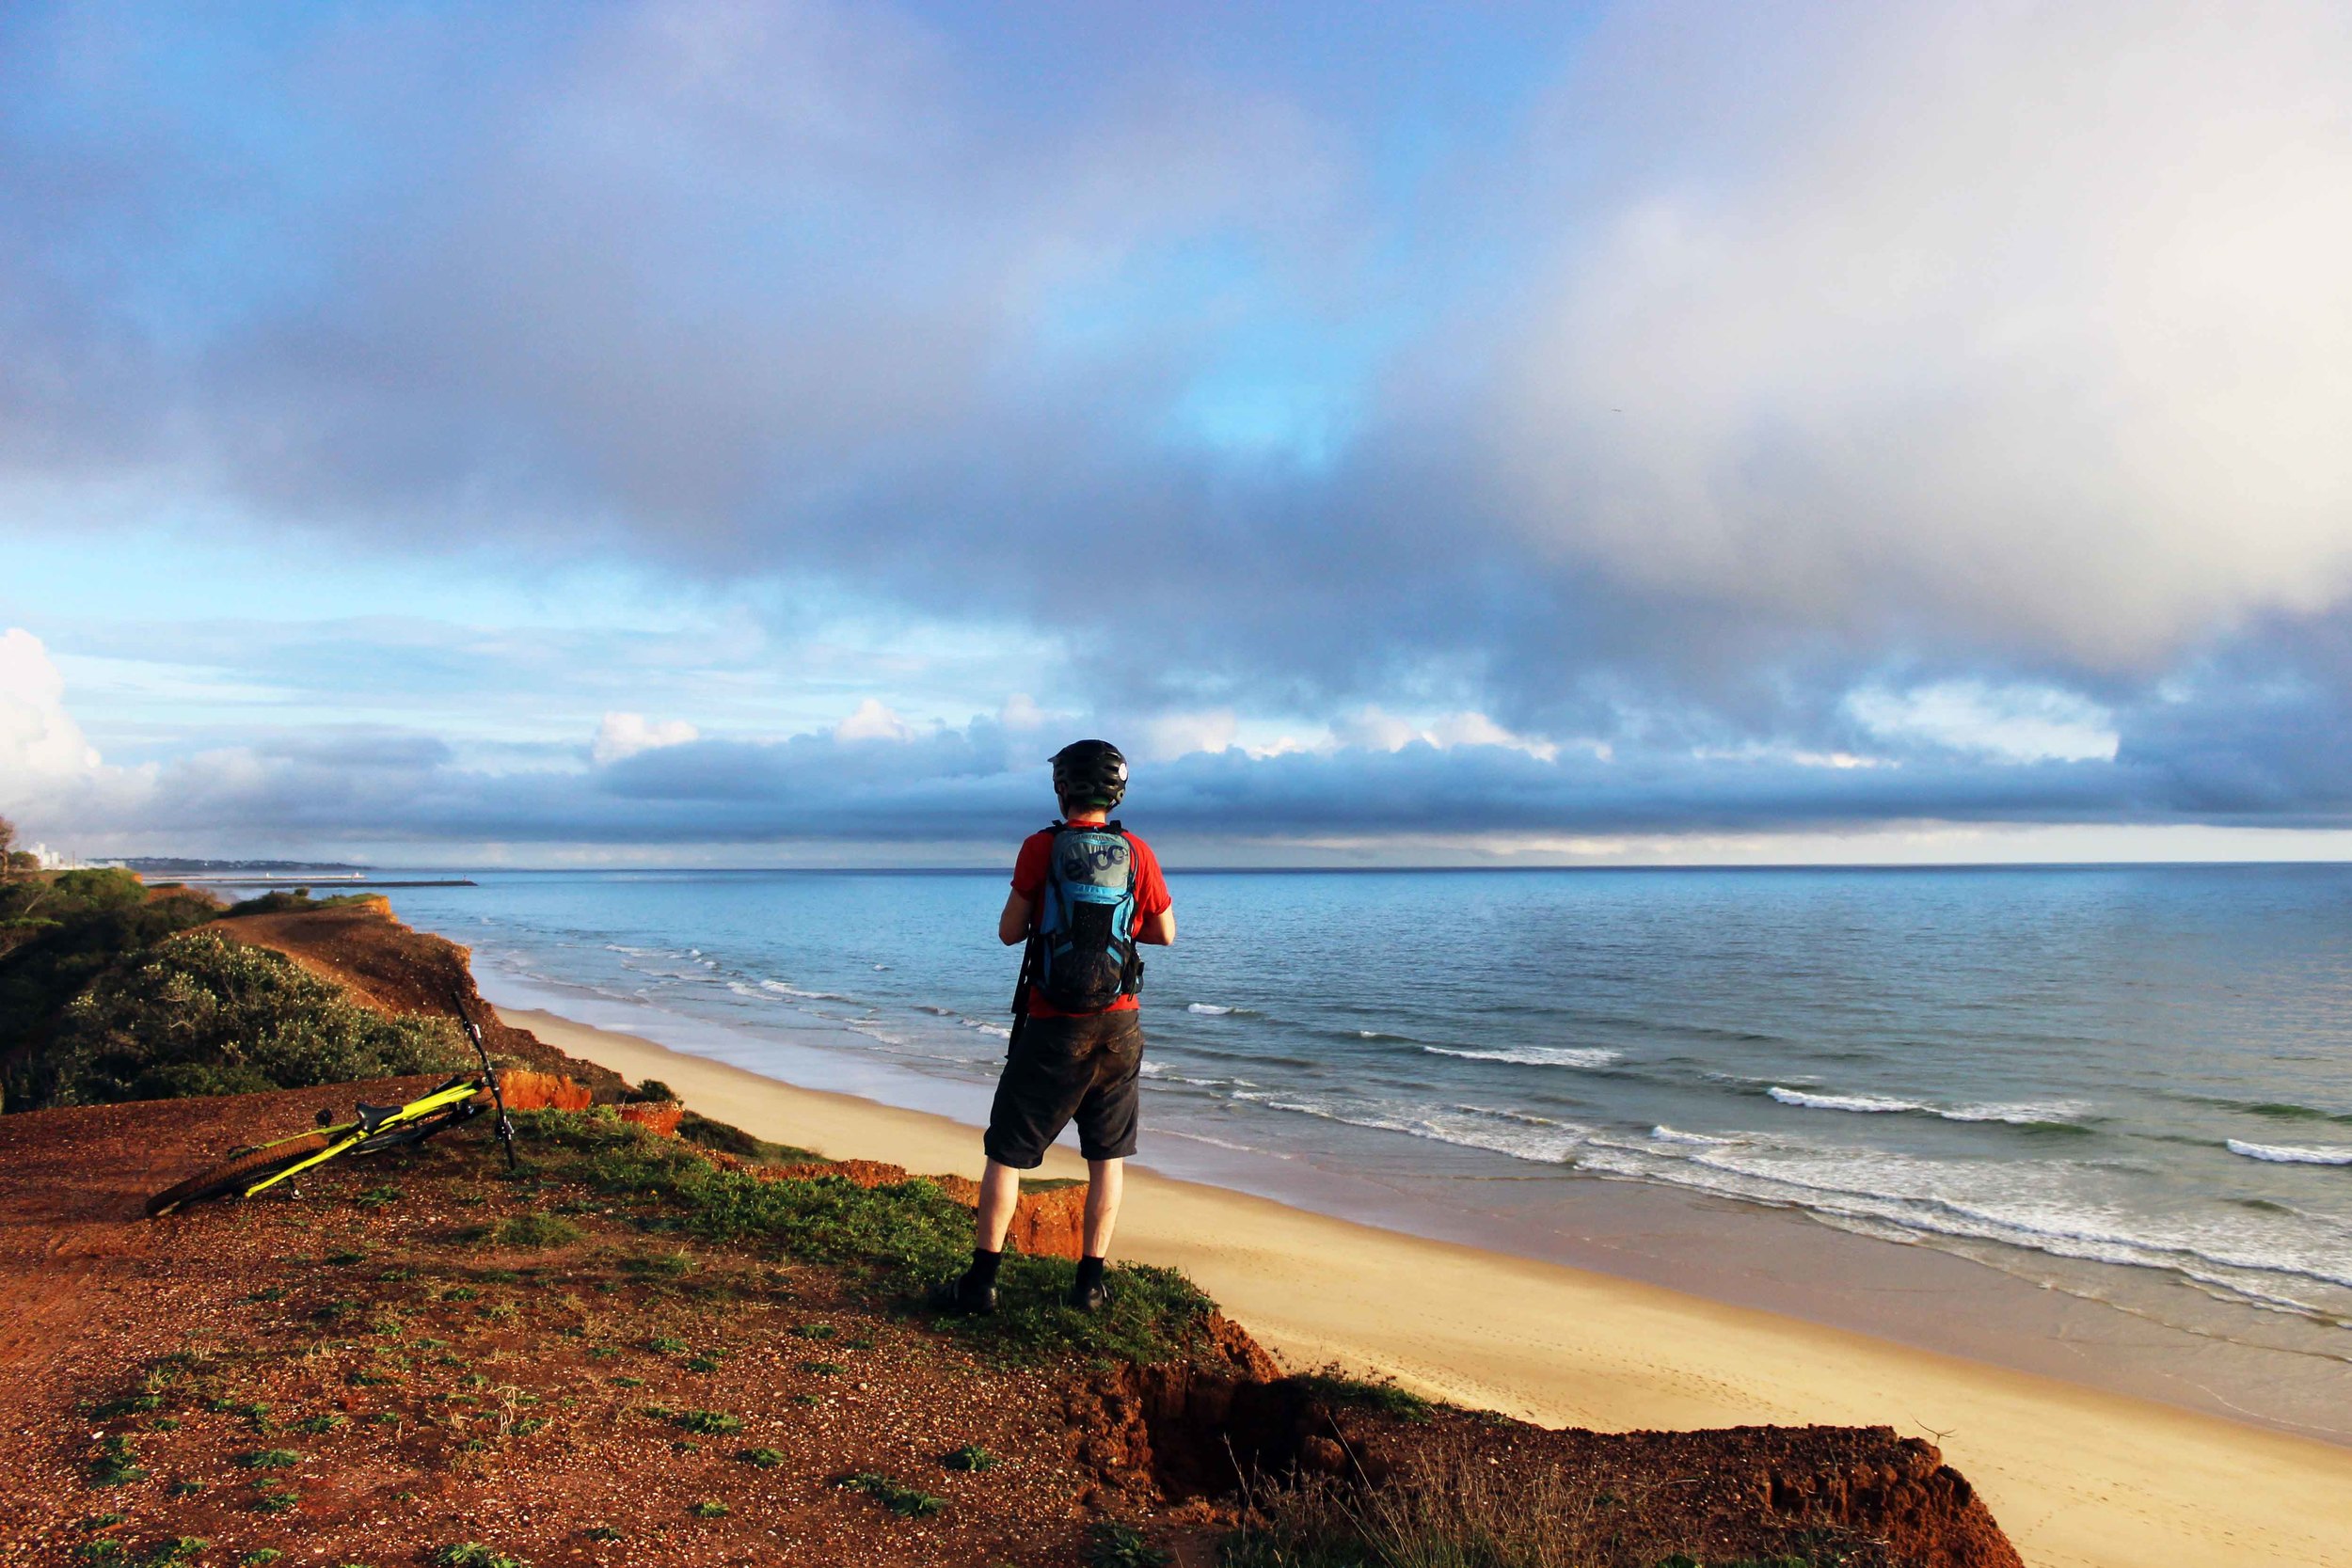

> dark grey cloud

[{"left": 15, "top": 646, "right": 2350, "bottom": 857}]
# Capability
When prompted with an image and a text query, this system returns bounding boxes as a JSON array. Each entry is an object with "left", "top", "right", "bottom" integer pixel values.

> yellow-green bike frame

[
  {"left": 235, "top": 1072, "right": 502, "bottom": 1196},
  {"left": 146, "top": 1009, "right": 517, "bottom": 1216}
]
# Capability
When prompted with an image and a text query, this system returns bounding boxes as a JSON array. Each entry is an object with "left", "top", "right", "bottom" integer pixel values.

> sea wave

[
  {"left": 1567, "top": 1137, "right": 2352, "bottom": 1315},
  {"left": 2228, "top": 1139, "right": 2352, "bottom": 1166},
  {"left": 757, "top": 979, "right": 854, "bottom": 1003},
  {"left": 1649, "top": 1125, "right": 1740, "bottom": 1147},
  {"left": 1186, "top": 1002, "right": 1244, "bottom": 1015},
  {"left": 1766, "top": 1085, "right": 2086, "bottom": 1126},
  {"left": 1423, "top": 1044, "right": 1620, "bottom": 1069}
]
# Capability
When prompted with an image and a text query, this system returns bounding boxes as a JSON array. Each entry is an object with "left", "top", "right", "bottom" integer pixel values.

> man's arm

[
  {"left": 1135, "top": 909, "right": 1175, "bottom": 945},
  {"left": 998, "top": 890, "right": 1033, "bottom": 946}
]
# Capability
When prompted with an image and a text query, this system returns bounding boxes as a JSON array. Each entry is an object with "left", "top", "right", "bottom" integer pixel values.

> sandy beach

[{"left": 506, "top": 1005, "right": 2352, "bottom": 1568}]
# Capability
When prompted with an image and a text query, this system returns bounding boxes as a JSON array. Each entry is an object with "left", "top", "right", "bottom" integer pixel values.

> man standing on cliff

[{"left": 938, "top": 738, "right": 1174, "bottom": 1315}]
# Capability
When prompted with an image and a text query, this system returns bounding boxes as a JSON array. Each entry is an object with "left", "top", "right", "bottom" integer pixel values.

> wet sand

[{"left": 507, "top": 1005, "right": 2352, "bottom": 1568}]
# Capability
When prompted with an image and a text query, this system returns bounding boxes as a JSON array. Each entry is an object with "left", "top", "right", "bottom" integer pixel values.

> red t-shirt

[{"left": 1012, "top": 824, "right": 1171, "bottom": 1017}]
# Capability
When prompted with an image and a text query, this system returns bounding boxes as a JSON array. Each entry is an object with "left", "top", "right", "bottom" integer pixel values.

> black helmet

[{"left": 1051, "top": 738, "right": 1128, "bottom": 810}]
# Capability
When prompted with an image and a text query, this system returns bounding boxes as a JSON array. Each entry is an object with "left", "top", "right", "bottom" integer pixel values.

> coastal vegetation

[{"left": 1, "top": 870, "right": 462, "bottom": 1112}]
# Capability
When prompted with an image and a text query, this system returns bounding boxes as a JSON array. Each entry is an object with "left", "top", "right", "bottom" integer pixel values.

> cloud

[
  {"left": 592, "top": 712, "right": 699, "bottom": 764},
  {"left": 1843, "top": 682, "right": 2117, "bottom": 764},
  {"left": 833, "top": 698, "right": 913, "bottom": 743},
  {"left": 1493, "top": 0, "right": 2352, "bottom": 673},
  {"left": 0, "top": 628, "right": 101, "bottom": 784},
  {"left": 5, "top": 0, "right": 2352, "bottom": 844}
]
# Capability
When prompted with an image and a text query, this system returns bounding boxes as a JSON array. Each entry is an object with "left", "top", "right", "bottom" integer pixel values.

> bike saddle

[{"left": 353, "top": 1101, "right": 404, "bottom": 1133}]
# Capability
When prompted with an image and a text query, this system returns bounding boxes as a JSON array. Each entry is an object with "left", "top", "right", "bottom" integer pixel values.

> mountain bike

[{"left": 145, "top": 1002, "right": 517, "bottom": 1217}]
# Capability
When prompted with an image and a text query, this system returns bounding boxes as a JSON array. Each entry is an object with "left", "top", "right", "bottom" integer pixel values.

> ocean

[{"left": 377, "top": 863, "right": 2352, "bottom": 1428}]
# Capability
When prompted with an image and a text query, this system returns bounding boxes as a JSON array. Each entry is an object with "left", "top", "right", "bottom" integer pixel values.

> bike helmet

[{"left": 1051, "top": 738, "right": 1128, "bottom": 810}]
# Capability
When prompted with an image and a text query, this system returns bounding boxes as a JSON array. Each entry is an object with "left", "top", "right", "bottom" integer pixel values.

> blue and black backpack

[{"left": 1032, "top": 820, "right": 1143, "bottom": 1013}]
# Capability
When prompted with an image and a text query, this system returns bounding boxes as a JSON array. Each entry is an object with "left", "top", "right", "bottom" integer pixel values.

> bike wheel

[{"left": 145, "top": 1132, "right": 335, "bottom": 1217}]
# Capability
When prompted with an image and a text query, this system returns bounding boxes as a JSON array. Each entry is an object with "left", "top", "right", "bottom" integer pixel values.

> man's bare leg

[
  {"left": 1067, "top": 1156, "right": 1123, "bottom": 1311},
  {"left": 976, "top": 1158, "right": 1022, "bottom": 1252},
  {"left": 939, "top": 1158, "right": 1025, "bottom": 1314},
  {"left": 1082, "top": 1157, "right": 1123, "bottom": 1258}
]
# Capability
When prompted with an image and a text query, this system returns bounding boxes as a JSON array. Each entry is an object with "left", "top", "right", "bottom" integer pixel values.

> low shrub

[{"left": 45, "top": 933, "right": 466, "bottom": 1106}]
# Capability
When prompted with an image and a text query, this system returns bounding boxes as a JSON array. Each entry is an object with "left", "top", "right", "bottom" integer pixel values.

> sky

[{"left": 6, "top": 0, "right": 2352, "bottom": 867}]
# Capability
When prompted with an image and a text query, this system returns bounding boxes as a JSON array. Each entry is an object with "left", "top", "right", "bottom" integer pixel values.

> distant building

[{"left": 24, "top": 844, "right": 121, "bottom": 871}]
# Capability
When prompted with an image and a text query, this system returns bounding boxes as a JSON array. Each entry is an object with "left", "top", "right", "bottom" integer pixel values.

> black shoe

[
  {"left": 930, "top": 1270, "right": 996, "bottom": 1316},
  {"left": 1065, "top": 1276, "right": 1109, "bottom": 1313}
]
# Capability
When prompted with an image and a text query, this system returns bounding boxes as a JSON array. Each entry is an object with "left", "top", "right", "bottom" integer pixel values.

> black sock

[
  {"left": 966, "top": 1248, "right": 1003, "bottom": 1287},
  {"left": 1073, "top": 1255, "right": 1106, "bottom": 1291}
]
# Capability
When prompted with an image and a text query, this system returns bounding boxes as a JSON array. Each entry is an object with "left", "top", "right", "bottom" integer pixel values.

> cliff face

[
  {"left": 1065, "top": 1346, "right": 2026, "bottom": 1568},
  {"left": 202, "top": 899, "right": 629, "bottom": 1098}
]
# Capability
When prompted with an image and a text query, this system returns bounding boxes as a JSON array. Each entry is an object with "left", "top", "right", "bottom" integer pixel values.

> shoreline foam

[{"left": 505, "top": 1003, "right": 2352, "bottom": 1568}]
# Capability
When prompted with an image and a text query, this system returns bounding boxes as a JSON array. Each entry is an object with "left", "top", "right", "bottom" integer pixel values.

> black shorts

[{"left": 982, "top": 1009, "right": 1145, "bottom": 1168}]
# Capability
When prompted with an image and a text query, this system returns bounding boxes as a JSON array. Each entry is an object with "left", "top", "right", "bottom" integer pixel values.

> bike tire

[{"left": 145, "top": 1132, "right": 336, "bottom": 1217}]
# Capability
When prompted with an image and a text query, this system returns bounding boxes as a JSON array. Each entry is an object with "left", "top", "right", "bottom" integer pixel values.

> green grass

[
  {"left": 292, "top": 1414, "right": 346, "bottom": 1434},
  {"left": 1088, "top": 1522, "right": 1172, "bottom": 1567},
  {"left": 513, "top": 1108, "right": 1215, "bottom": 1364},
  {"left": 834, "top": 1472, "right": 946, "bottom": 1519},
  {"left": 739, "top": 1447, "right": 787, "bottom": 1467},
  {"left": 87, "top": 1435, "right": 145, "bottom": 1488},
  {"left": 431, "top": 1545, "right": 526, "bottom": 1568},
  {"left": 234, "top": 1449, "right": 302, "bottom": 1470},
  {"left": 494, "top": 1213, "right": 583, "bottom": 1248},
  {"left": 670, "top": 1409, "right": 741, "bottom": 1435},
  {"left": 675, "top": 1110, "right": 824, "bottom": 1164},
  {"left": 942, "top": 1442, "right": 998, "bottom": 1471},
  {"left": 687, "top": 1500, "right": 730, "bottom": 1519},
  {"left": 238, "top": 1553, "right": 282, "bottom": 1566},
  {"left": 646, "top": 1335, "right": 689, "bottom": 1354},
  {"left": 1295, "top": 1370, "right": 1435, "bottom": 1424}
]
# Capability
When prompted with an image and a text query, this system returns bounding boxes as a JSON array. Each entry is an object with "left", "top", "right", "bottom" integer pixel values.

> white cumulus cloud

[
  {"left": 0, "top": 627, "right": 102, "bottom": 788},
  {"left": 593, "top": 712, "right": 700, "bottom": 764},
  {"left": 833, "top": 698, "right": 913, "bottom": 743}
]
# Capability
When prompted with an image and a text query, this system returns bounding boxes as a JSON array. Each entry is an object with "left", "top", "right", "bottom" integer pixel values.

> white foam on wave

[
  {"left": 1424, "top": 1044, "right": 1620, "bottom": 1069},
  {"left": 1769, "top": 1086, "right": 1916, "bottom": 1114},
  {"left": 1454, "top": 1103, "right": 1561, "bottom": 1128},
  {"left": 1186, "top": 1003, "right": 1238, "bottom": 1015},
  {"left": 2229, "top": 1139, "right": 2352, "bottom": 1166},
  {"left": 1767, "top": 1085, "right": 2085, "bottom": 1125},
  {"left": 1230, "top": 1089, "right": 1593, "bottom": 1164},
  {"left": 757, "top": 979, "right": 853, "bottom": 1004},
  {"left": 1565, "top": 1135, "right": 2352, "bottom": 1315},
  {"left": 1650, "top": 1125, "right": 1740, "bottom": 1147},
  {"left": 1358, "top": 1030, "right": 1406, "bottom": 1040}
]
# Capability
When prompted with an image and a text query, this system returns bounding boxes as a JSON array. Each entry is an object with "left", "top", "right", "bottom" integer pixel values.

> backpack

[{"left": 1031, "top": 821, "right": 1143, "bottom": 1013}]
